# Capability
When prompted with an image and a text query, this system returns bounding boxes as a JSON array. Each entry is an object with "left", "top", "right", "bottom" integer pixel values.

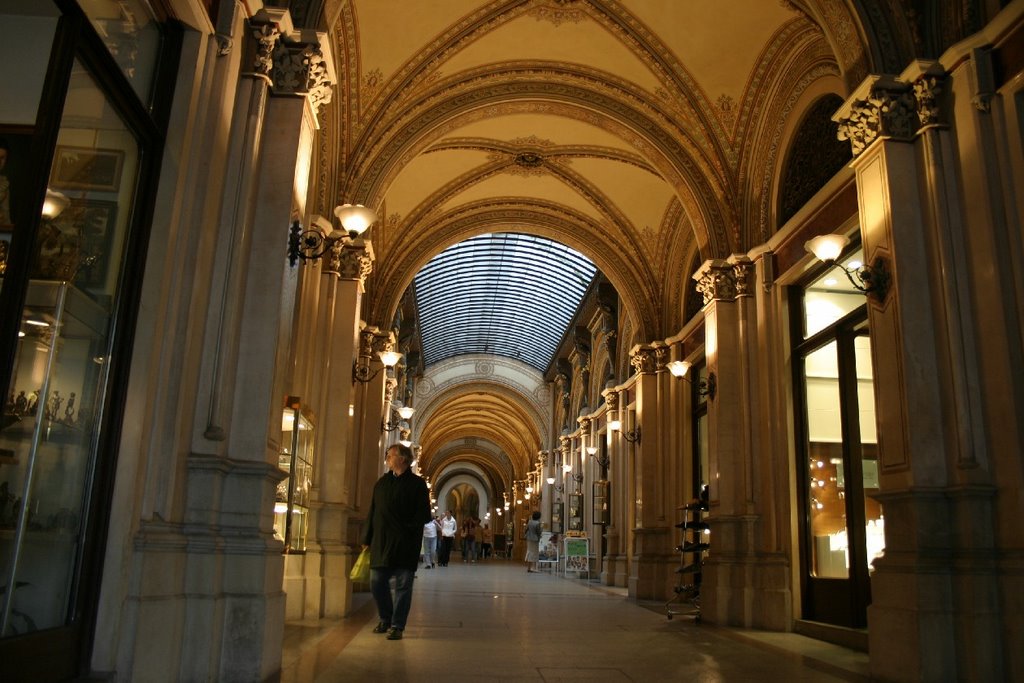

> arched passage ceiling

[{"left": 319, "top": 0, "right": 868, "bottom": 489}]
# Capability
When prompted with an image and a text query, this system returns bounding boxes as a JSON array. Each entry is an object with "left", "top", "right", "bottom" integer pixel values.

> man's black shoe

[
  {"left": 386, "top": 627, "right": 403, "bottom": 640},
  {"left": 372, "top": 621, "right": 390, "bottom": 634}
]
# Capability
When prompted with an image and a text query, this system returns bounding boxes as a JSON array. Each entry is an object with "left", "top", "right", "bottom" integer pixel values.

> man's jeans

[
  {"left": 370, "top": 567, "right": 416, "bottom": 630},
  {"left": 464, "top": 538, "right": 476, "bottom": 560}
]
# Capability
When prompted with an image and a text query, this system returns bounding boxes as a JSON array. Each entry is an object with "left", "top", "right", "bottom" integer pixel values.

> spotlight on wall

[
  {"left": 353, "top": 350, "right": 402, "bottom": 384},
  {"left": 666, "top": 360, "right": 717, "bottom": 400},
  {"left": 805, "top": 234, "right": 890, "bottom": 301},
  {"left": 288, "top": 204, "right": 378, "bottom": 266}
]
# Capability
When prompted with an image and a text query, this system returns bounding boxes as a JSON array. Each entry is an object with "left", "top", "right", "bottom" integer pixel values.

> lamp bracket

[
  {"left": 621, "top": 424, "right": 641, "bottom": 444},
  {"left": 288, "top": 219, "right": 348, "bottom": 267},
  {"left": 832, "top": 255, "right": 890, "bottom": 302},
  {"left": 353, "top": 359, "right": 387, "bottom": 384}
]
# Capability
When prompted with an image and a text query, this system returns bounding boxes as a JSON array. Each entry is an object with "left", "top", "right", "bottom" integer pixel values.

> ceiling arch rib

[
  {"left": 347, "top": 66, "right": 733, "bottom": 256},
  {"left": 413, "top": 232, "right": 596, "bottom": 371}
]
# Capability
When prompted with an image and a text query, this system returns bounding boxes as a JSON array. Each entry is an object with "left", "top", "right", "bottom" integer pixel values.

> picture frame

[
  {"left": 38, "top": 198, "right": 118, "bottom": 287},
  {"left": 50, "top": 146, "right": 124, "bottom": 191}
]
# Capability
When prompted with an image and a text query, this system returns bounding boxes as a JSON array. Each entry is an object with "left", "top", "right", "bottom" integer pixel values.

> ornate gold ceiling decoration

[{"left": 526, "top": 0, "right": 588, "bottom": 27}]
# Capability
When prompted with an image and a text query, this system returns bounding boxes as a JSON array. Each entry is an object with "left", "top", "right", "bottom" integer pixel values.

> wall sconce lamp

[
  {"left": 588, "top": 445, "right": 610, "bottom": 469},
  {"left": 666, "top": 361, "right": 717, "bottom": 400},
  {"left": 288, "top": 203, "right": 378, "bottom": 266},
  {"left": 610, "top": 417, "right": 641, "bottom": 444},
  {"left": 353, "top": 350, "right": 403, "bottom": 384},
  {"left": 805, "top": 234, "right": 890, "bottom": 301},
  {"left": 382, "top": 404, "right": 415, "bottom": 432}
]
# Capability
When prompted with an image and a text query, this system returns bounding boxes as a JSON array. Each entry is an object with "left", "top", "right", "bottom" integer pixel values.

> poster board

[
  {"left": 563, "top": 536, "right": 590, "bottom": 578},
  {"left": 537, "top": 531, "right": 559, "bottom": 571}
]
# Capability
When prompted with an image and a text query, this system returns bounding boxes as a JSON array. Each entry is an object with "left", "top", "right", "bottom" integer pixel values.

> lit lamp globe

[
  {"left": 805, "top": 234, "right": 850, "bottom": 263},
  {"left": 334, "top": 203, "right": 377, "bottom": 238},
  {"left": 377, "top": 350, "right": 403, "bottom": 368},
  {"left": 397, "top": 405, "right": 415, "bottom": 420},
  {"left": 667, "top": 360, "right": 690, "bottom": 377},
  {"left": 41, "top": 189, "right": 70, "bottom": 220}
]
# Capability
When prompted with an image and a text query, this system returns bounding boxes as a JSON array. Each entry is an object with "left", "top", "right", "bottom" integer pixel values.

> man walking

[
  {"left": 438, "top": 510, "right": 457, "bottom": 566},
  {"left": 362, "top": 443, "right": 432, "bottom": 640}
]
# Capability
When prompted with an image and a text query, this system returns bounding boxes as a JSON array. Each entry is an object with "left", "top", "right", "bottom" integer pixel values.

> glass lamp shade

[
  {"left": 667, "top": 360, "right": 690, "bottom": 377},
  {"left": 586, "top": 446, "right": 598, "bottom": 456},
  {"left": 805, "top": 234, "right": 850, "bottom": 262},
  {"left": 334, "top": 203, "right": 377, "bottom": 236},
  {"left": 397, "top": 405, "right": 415, "bottom": 420},
  {"left": 41, "top": 189, "right": 70, "bottom": 220},
  {"left": 378, "top": 350, "right": 403, "bottom": 367},
  {"left": 546, "top": 477, "right": 555, "bottom": 485},
  {"left": 608, "top": 419, "right": 622, "bottom": 432}
]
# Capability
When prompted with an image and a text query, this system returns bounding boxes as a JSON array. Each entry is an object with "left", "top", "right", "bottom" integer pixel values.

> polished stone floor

[{"left": 279, "top": 558, "right": 870, "bottom": 682}]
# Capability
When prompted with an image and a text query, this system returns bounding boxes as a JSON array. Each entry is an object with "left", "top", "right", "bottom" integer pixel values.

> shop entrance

[{"left": 792, "top": 248, "right": 883, "bottom": 628}]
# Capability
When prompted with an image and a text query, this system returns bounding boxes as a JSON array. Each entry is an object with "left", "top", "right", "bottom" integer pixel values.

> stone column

[
  {"left": 600, "top": 387, "right": 626, "bottom": 587},
  {"left": 692, "top": 260, "right": 741, "bottom": 626},
  {"left": 625, "top": 344, "right": 673, "bottom": 599},
  {"left": 351, "top": 326, "right": 396, "bottom": 519},
  {"left": 303, "top": 240, "right": 373, "bottom": 619},
  {"left": 835, "top": 63, "right": 1005, "bottom": 680}
]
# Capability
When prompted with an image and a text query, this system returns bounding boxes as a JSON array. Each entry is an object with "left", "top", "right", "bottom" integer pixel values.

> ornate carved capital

[
  {"left": 651, "top": 341, "right": 670, "bottom": 371},
  {"left": 601, "top": 388, "right": 619, "bottom": 412},
  {"left": 727, "top": 254, "right": 755, "bottom": 298},
  {"left": 694, "top": 259, "right": 737, "bottom": 305},
  {"left": 578, "top": 416, "right": 591, "bottom": 435},
  {"left": 538, "top": 450, "right": 548, "bottom": 465},
  {"left": 250, "top": 22, "right": 280, "bottom": 76},
  {"left": 913, "top": 74, "right": 947, "bottom": 128},
  {"left": 629, "top": 345, "right": 656, "bottom": 375},
  {"left": 384, "top": 377, "right": 398, "bottom": 403},
  {"left": 371, "top": 329, "right": 396, "bottom": 357},
  {"left": 836, "top": 77, "right": 917, "bottom": 157},
  {"left": 358, "top": 325, "right": 377, "bottom": 358},
  {"left": 331, "top": 240, "right": 375, "bottom": 282},
  {"left": 271, "top": 40, "right": 334, "bottom": 118}
]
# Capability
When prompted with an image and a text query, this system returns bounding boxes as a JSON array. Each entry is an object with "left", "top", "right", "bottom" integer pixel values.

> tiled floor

[{"left": 279, "top": 559, "right": 870, "bottom": 682}]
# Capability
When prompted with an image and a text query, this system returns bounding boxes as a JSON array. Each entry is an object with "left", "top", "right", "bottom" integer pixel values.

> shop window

[
  {"left": 275, "top": 405, "right": 314, "bottom": 552},
  {"left": 1, "top": 58, "right": 141, "bottom": 637}
]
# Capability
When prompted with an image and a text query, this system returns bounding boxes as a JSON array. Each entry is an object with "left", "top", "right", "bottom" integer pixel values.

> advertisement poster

[{"left": 564, "top": 536, "right": 590, "bottom": 576}]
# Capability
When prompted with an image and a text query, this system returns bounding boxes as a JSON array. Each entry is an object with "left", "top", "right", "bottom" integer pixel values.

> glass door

[{"left": 793, "top": 246, "right": 882, "bottom": 628}]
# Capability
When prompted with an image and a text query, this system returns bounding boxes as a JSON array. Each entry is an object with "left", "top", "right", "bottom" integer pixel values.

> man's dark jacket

[{"left": 362, "top": 468, "right": 432, "bottom": 570}]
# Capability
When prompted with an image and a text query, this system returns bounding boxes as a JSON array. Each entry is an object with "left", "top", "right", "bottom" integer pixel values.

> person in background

[
  {"left": 480, "top": 523, "right": 492, "bottom": 559},
  {"left": 421, "top": 515, "right": 439, "bottom": 569},
  {"left": 438, "top": 510, "right": 457, "bottom": 567},
  {"left": 524, "top": 511, "right": 542, "bottom": 573},
  {"left": 362, "top": 443, "right": 432, "bottom": 640},
  {"left": 461, "top": 515, "right": 477, "bottom": 562}
]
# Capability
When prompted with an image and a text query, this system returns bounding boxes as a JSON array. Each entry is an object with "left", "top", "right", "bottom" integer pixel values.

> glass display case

[
  {"left": 274, "top": 407, "right": 314, "bottom": 552},
  {"left": 0, "top": 280, "right": 110, "bottom": 635}
]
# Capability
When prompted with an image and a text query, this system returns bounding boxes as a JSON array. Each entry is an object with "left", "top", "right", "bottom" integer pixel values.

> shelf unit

[{"left": 666, "top": 490, "right": 709, "bottom": 621}]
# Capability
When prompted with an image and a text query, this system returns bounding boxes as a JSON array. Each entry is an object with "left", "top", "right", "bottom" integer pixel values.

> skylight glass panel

[{"left": 413, "top": 233, "right": 597, "bottom": 371}]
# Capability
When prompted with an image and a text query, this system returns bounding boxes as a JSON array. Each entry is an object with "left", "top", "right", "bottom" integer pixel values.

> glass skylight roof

[{"left": 413, "top": 233, "right": 597, "bottom": 371}]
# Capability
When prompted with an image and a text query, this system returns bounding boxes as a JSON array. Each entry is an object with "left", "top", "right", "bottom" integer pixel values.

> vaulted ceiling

[{"left": 311, "top": 0, "right": 907, "bottom": 504}]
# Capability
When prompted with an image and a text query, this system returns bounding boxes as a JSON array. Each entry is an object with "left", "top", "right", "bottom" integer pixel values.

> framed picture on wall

[
  {"left": 34, "top": 198, "right": 118, "bottom": 286},
  {"left": 50, "top": 146, "right": 124, "bottom": 191}
]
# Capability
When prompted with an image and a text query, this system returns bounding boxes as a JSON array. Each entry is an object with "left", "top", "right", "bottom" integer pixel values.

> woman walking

[{"left": 524, "top": 511, "right": 542, "bottom": 573}]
